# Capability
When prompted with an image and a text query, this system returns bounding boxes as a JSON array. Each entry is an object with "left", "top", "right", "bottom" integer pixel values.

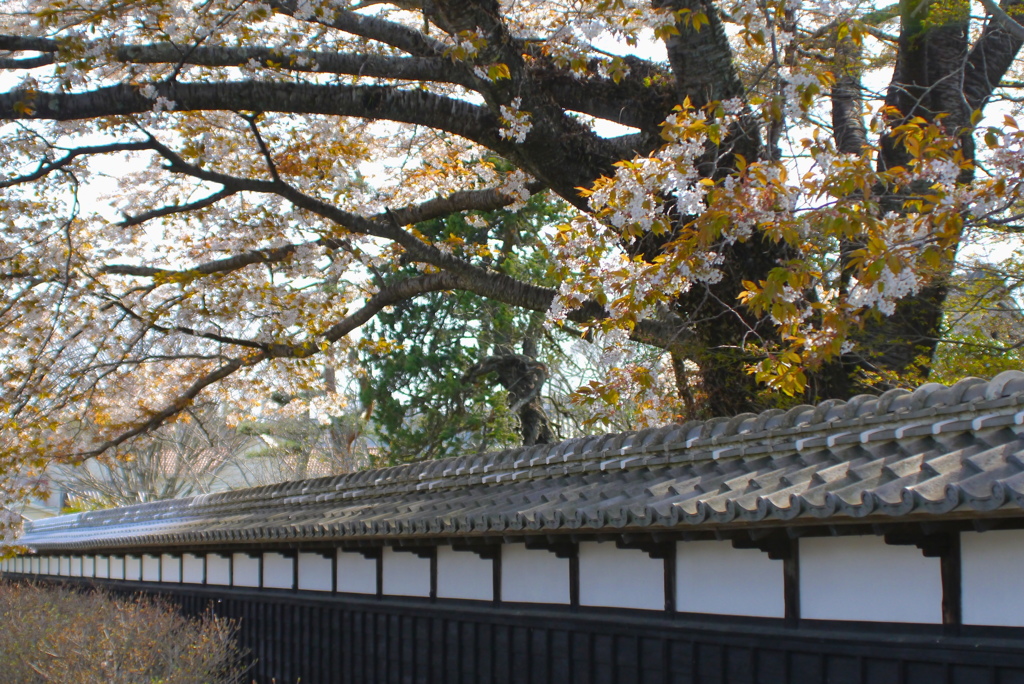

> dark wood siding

[{"left": 6, "top": 575, "right": 1024, "bottom": 684}]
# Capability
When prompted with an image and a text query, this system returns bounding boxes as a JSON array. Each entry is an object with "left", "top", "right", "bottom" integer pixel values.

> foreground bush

[{"left": 0, "top": 580, "right": 248, "bottom": 683}]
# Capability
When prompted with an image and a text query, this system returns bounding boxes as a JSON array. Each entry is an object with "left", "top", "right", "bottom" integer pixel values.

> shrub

[{"left": 0, "top": 580, "right": 249, "bottom": 683}]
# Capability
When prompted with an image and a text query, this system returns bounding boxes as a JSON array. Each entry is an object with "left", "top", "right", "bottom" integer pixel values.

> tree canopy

[{"left": 3, "top": 0, "right": 1024, "bottom": 525}]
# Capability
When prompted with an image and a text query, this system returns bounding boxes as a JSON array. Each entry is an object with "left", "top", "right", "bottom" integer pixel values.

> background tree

[
  {"left": 357, "top": 191, "right": 567, "bottom": 462},
  {"left": 2, "top": 0, "right": 1024, "bottom": 529},
  {"left": 931, "top": 255, "right": 1024, "bottom": 383},
  {"left": 54, "top": 404, "right": 253, "bottom": 508}
]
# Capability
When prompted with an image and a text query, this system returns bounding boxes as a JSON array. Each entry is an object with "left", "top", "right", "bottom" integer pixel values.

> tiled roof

[{"left": 18, "top": 372, "right": 1024, "bottom": 552}]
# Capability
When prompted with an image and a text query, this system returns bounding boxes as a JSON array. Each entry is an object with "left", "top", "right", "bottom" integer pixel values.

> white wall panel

[
  {"left": 31, "top": 557, "right": 40, "bottom": 575},
  {"left": 207, "top": 554, "right": 231, "bottom": 586},
  {"left": 182, "top": 554, "right": 205, "bottom": 584},
  {"left": 59, "top": 556, "right": 70, "bottom": 576},
  {"left": 263, "top": 552, "right": 294, "bottom": 589},
  {"left": 437, "top": 547, "right": 492, "bottom": 601},
  {"left": 70, "top": 556, "right": 82, "bottom": 577},
  {"left": 95, "top": 555, "right": 109, "bottom": 579},
  {"left": 125, "top": 555, "right": 142, "bottom": 581},
  {"left": 579, "top": 542, "right": 664, "bottom": 611},
  {"left": 800, "top": 535, "right": 941, "bottom": 624},
  {"left": 142, "top": 554, "right": 161, "bottom": 582},
  {"left": 962, "top": 529, "right": 1024, "bottom": 626},
  {"left": 232, "top": 553, "right": 260, "bottom": 587},
  {"left": 298, "top": 552, "right": 333, "bottom": 592},
  {"left": 501, "top": 545, "right": 571, "bottom": 604},
  {"left": 110, "top": 556, "right": 125, "bottom": 580},
  {"left": 676, "top": 540, "right": 784, "bottom": 617},
  {"left": 337, "top": 551, "right": 377, "bottom": 594},
  {"left": 382, "top": 547, "right": 430, "bottom": 597},
  {"left": 83, "top": 556, "right": 95, "bottom": 578},
  {"left": 161, "top": 554, "right": 181, "bottom": 583}
]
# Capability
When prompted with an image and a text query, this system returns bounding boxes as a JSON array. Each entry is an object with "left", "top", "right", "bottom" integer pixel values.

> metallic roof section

[{"left": 18, "top": 371, "right": 1024, "bottom": 552}]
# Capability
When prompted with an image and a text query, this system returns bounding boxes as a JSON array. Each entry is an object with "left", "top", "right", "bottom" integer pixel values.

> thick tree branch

[
  {"left": 655, "top": 0, "right": 746, "bottom": 107},
  {"left": 0, "top": 35, "right": 59, "bottom": 52},
  {"left": 268, "top": 0, "right": 448, "bottom": 57},
  {"left": 0, "top": 81, "right": 501, "bottom": 148},
  {"left": 0, "top": 56, "right": 53, "bottom": 69},
  {"left": 965, "top": 0, "right": 1024, "bottom": 111},
  {"left": 979, "top": 0, "right": 1024, "bottom": 41},
  {"left": 115, "top": 44, "right": 473, "bottom": 86}
]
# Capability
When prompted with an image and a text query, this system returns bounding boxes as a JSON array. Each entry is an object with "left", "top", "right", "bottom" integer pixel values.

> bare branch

[
  {"left": 0, "top": 141, "right": 153, "bottom": 188},
  {"left": 118, "top": 188, "right": 236, "bottom": 227},
  {"left": 71, "top": 354, "right": 261, "bottom": 461}
]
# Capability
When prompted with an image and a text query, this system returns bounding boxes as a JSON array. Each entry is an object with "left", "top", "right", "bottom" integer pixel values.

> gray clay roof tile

[{"left": 17, "top": 371, "right": 1024, "bottom": 552}]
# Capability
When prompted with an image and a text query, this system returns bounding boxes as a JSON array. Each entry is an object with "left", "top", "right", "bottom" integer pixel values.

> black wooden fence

[{"left": 7, "top": 575, "right": 1024, "bottom": 684}]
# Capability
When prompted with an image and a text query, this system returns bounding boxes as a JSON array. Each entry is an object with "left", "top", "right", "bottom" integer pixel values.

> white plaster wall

[
  {"left": 95, "top": 555, "right": 109, "bottom": 579},
  {"left": 800, "top": 535, "right": 942, "bottom": 624},
  {"left": 142, "top": 554, "right": 161, "bottom": 582},
  {"left": 182, "top": 554, "right": 205, "bottom": 584},
  {"left": 382, "top": 547, "right": 431, "bottom": 597},
  {"left": 70, "top": 556, "right": 82, "bottom": 577},
  {"left": 110, "top": 556, "right": 125, "bottom": 580},
  {"left": 501, "top": 545, "right": 571, "bottom": 604},
  {"left": 676, "top": 540, "right": 785, "bottom": 617},
  {"left": 161, "top": 554, "right": 181, "bottom": 583},
  {"left": 578, "top": 542, "right": 664, "bottom": 611},
  {"left": 59, "top": 556, "right": 70, "bottom": 576},
  {"left": 298, "top": 552, "right": 333, "bottom": 592},
  {"left": 962, "top": 529, "right": 1024, "bottom": 626},
  {"left": 263, "top": 552, "right": 294, "bottom": 589},
  {"left": 83, "top": 556, "right": 95, "bottom": 578},
  {"left": 31, "top": 557, "right": 40, "bottom": 575},
  {"left": 1, "top": 559, "right": 7, "bottom": 572},
  {"left": 125, "top": 555, "right": 142, "bottom": 581},
  {"left": 207, "top": 554, "right": 231, "bottom": 586},
  {"left": 232, "top": 553, "right": 260, "bottom": 587},
  {"left": 437, "top": 547, "right": 492, "bottom": 601},
  {"left": 337, "top": 551, "right": 377, "bottom": 594}
]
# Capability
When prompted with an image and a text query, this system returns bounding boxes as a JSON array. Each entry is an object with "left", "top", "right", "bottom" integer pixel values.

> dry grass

[{"left": 0, "top": 580, "right": 249, "bottom": 683}]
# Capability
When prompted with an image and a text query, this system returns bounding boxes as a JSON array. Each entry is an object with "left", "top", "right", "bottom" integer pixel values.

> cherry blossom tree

[{"left": 2, "top": 0, "right": 1024, "bottom": 528}]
